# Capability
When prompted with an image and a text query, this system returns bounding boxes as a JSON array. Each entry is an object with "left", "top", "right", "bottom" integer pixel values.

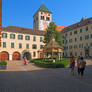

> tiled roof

[
  {"left": 2, "top": 26, "right": 45, "bottom": 36},
  {"left": 56, "top": 25, "right": 66, "bottom": 32},
  {"left": 38, "top": 4, "right": 52, "bottom": 13},
  {"left": 62, "top": 17, "right": 92, "bottom": 33},
  {"left": 44, "top": 37, "right": 61, "bottom": 49}
]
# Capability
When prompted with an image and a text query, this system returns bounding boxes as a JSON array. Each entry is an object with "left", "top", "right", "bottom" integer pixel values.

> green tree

[{"left": 44, "top": 22, "right": 62, "bottom": 46}]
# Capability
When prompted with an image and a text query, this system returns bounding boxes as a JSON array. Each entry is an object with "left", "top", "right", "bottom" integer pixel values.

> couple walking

[{"left": 70, "top": 56, "right": 86, "bottom": 78}]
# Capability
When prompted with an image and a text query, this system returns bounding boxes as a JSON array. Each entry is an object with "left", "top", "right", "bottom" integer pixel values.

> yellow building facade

[
  {"left": 0, "top": 26, "right": 45, "bottom": 60},
  {"left": 62, "top": 17, "right": 92, "bottom": 58}
]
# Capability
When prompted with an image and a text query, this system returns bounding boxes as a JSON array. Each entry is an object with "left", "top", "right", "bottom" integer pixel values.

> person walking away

[
  {"left": 70, "top": 56, "right": 75, "bottom": 75},
  {"left": 24, "top": 57, "right": 27, "bottom": 65},
  {"left": 77, "top": 56, "right": 81, "bottom": 76},
  {"left": 78, "top": 57, "right": 86, "bottom": 78}
]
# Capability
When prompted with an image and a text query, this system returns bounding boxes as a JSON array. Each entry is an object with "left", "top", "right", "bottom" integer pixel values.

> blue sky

[{"left": 2, "top": 0, "right": 92, "bottom": 28}]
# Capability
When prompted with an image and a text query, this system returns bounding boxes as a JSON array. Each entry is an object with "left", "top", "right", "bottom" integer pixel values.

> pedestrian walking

[
  {"left": 24, "top": 57, "right": 27, "bottom": 65},
  {"left": 77, "top": 57, "right": 86, "bottom": 78},
  {"left": 69, "top": 56, "right": 75, "bottom": 75},
  {"left": 77, "top": 56, "right": 81, "bottom": 76}
]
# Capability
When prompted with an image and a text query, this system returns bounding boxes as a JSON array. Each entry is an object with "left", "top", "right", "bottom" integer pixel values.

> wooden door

[{"left": 12, "top": 52, "right": 20, "bottom": 60}]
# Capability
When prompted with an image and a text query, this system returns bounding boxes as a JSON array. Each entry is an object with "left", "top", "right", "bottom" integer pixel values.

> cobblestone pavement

[
  {"left": 0, "top": 60, "right": 92, "bottom": 92},
  {"left": 0, "top": 60, "right": 43, "bottom": 71}
]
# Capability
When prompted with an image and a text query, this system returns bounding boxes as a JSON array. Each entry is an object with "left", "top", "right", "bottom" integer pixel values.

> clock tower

[{"left": 33, "top": 4, "right": 52, "bottom": 31}]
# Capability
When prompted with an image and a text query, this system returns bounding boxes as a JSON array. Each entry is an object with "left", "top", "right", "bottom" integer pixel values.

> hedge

[{"left": 30, "top": 58, "right": 70, "bottom": 68}]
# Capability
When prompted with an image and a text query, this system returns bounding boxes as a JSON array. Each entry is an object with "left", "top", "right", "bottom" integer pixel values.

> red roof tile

[{"left": 56, "top": 25, "right": 66, "bottom": 32}]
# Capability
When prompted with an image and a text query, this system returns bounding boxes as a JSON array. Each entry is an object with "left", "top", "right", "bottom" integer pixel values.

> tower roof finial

[{"left": 38, "top": 4, "right": 52, "bottom": 13}]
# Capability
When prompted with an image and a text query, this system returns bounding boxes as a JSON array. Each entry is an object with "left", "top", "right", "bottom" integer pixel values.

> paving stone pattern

[{"left": 0, "top": 60, "right": 92, "bottom": 92}]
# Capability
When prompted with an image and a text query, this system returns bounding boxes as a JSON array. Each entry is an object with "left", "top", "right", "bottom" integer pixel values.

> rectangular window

[
  {"left": 63, "top": 40, "right": 64, "bottom": 44},
  {"left": 32, "top": 44, "right": 37, "bottom": 49},
  {"left": 3, "top": 42, "right": 6, "bottom": 48},
  {"left": 10, "top": 34, "right": 15, "bottom": 39},
  {"left": 80, "top": 37, "right": 82, "bottom": 41},
  {"left": 25, "top": 36, "right": 30, "bottom": 40},
  {"left": 70, "top": 32, "right": 72, "bottom": 35},
  {"left": 11, "top": 43, "right": 14, "bottom": 48},
  {"left": 90, "top": 34, "right": 92, "bottom": 38},
  {"left": 26, "top": 44, "right": 29, "bottom": 49},
  {"left": 91, "top": 25, "right": 92, "bottom": 30},
  {"left": 69, "top": 45, "right": 72, "bottom": 49},
  {"left": 82, "top": 44, "right": 83, "bottom": 48},
  {"left": 66, "top": 40, "right": 68, "bottom": 44},
  {"left": 40, "top": 45, "right": 44, "bottom": 49},
  {"left": 18, "top": 35, "right": 23, "bottom": 40},
  {"left": 40, "top": 37, "right": 43, "bottom": 42},
  {"left": 2, "top": 33, "right": 7, "bottom": 38},
  {"left": 75, "top": 38, "right": 77, "bottom": 42},
  {"left": 85, "top": 35, "right": 89, "bottom": 40},
  {"left": 19, "top": 43, "right": 22, "bottom": 49},
  {"left": 33, "top": 36, "right": 36, "bottom": 41},
  {"left": 90, "top": 43, "right": 92, "bottom": 47},
  {"left": 33, "top": 52, "right": 36, "bottom": 57},
  {"left": 69, "top": 39, "right": 72, "bottom": 43},
  {"left": 86, "top": 26, "right": 88, "bottom": 31},
  {"left": 79, "top": 44, "right": 81, "bottom": 48},
  {"left": 74, "top": 30, "right": 77, "bottom": 34},
  {"left": 74, "top": 45, "right": 77, "bottom": 49},
  {"left": 80, "top": 29, "right": 82, "bottom": 33}
]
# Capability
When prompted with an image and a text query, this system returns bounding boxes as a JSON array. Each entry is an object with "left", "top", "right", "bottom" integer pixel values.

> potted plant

[{"left": 0, "top": 61, "right": 7, "bottom": 69}]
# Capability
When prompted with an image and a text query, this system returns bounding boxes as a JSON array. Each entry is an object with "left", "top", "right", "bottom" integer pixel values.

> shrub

[
  {"left": 0, "top": 61, "right": 7, "bottom": 65},
  {"left": 34, "top": 60, "right": 65, "bottom": 68},
  {"left": 30, "top": 58, "right": 70, "bottom": 68}
]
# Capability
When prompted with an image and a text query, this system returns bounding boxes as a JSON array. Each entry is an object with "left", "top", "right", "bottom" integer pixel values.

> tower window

[
  {"left": 41, "top": 16, "right": 44, "bottom": 20},
  {"left": 41, "top": 12, "right": 43, "bottom": 14},
  {"left": 48, "top": 14, "right": 50, "bottom": 16},
  {"left": 46, "top": 17, "right": 50, "bottom": 21}
]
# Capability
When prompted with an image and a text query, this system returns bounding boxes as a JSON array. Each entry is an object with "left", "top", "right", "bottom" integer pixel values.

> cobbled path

[{"left": 0, "top": 60, "right": 92, "bottom": 92}]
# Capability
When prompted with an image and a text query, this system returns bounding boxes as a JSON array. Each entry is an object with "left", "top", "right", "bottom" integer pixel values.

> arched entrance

[
  {"left": 12, "top": 52, "right": 20, "bottom": 60},
  {"left": 0, "top": 51, "right": 9, "bottom": 60},
  {"left": 23, "top": 52, "right": 31, "bottom": 60}
]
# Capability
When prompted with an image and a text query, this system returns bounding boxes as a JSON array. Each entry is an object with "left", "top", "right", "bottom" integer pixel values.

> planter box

[{"left": 0, "top": 65, "right": 7, "bottom": 69}]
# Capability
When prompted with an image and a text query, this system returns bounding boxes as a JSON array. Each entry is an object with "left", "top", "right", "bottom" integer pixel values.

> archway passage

[
  {"left": 0, "top": 51, "right": 9, "bottom": 60},
  {"left": 23, "top": 52, "right": 31, "bottom": 60},
  {"left": 12, "top": 52, "right": 20, "bottom": 60}
]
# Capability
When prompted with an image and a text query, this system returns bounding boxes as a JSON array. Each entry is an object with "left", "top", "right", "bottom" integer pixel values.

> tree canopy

[{"left": 44, "top": 22, "right": 62, "bottom": 46}]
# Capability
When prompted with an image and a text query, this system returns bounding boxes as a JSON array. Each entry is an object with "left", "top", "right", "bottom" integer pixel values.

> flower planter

[{"left": 0, "top": 65, "right": 7, "bottom": 69}]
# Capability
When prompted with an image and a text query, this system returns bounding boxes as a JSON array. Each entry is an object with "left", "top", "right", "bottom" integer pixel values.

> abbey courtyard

[
  {"left": 0, "top": 3, "right": 92, "bottom": 61},
  {"left": 0, "top": 1, "right": 92, "bottom": 92}
]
